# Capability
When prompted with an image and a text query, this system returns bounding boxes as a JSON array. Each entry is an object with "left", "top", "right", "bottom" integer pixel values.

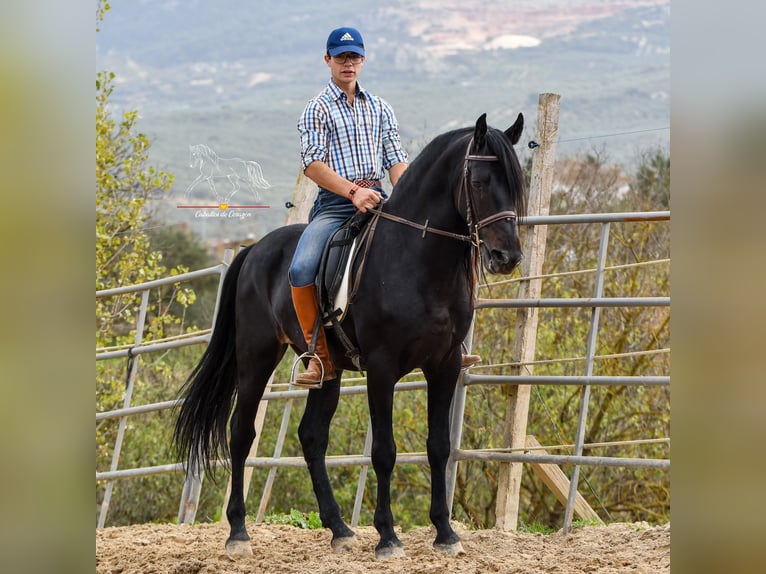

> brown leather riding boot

[{"left": 291, "top": 284, "right": 336, "bottom": 388}]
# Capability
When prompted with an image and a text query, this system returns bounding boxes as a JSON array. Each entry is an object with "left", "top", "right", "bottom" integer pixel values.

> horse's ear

[
  {"left": 504, "top": 113, "right": 524, "bottom": 145},
  {"left": 473, "top": 113, "right": 488, "bottom": 150}
]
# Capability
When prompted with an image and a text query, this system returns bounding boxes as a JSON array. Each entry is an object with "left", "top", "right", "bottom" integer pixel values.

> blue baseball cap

[{"left": 326, "top": 27, "right": 365, "bottom": 57}]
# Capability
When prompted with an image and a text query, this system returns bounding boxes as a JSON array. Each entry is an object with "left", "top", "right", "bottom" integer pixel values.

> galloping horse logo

[{"left": 185, "top": 144, "right": 271, "bottom": 209}]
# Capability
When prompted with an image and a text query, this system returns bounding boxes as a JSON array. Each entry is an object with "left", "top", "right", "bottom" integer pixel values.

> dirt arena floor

[{"left": 96, "top": 520, "right": 670, "bottom": 573}]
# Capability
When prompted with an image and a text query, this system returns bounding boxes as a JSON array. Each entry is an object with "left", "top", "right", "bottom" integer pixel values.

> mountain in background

[{"left": 96, "top": 0, "right": 670, "bottom": 242}]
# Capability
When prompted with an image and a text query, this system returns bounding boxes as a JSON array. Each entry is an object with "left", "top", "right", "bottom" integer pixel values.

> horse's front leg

[
  {"left": 365, "top": 365, "right": 404, "bottom": 560},
  {"left": 423, "top": 353, "right": 465, "bottom": 555},
  {"left": 298, "top": 376, "right": 356, "bottom": 553},
  {"left": 184, "top": 173, "right": 205, "bottom": 201},
  {"left": 205, "top": 176, "right": 220, "bottom": 200}
]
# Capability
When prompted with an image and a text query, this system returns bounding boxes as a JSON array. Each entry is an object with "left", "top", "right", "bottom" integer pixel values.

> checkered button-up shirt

[{"left": 298, "top": 80, "right": 408, "bottom": 181}]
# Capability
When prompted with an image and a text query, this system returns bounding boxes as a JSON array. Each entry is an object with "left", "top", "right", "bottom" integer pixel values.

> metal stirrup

[
  {"left": 290, "top": 314, "right": 326, "bottom": 389},
  {"left": 290, "top": 351, "right": 325, "bottom": 389}
]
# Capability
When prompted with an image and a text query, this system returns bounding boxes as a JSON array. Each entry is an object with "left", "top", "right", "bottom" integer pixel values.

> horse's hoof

[
  {"left": 225, "top": 539, "right": 253, "bottom": 559},
  {"left": 331, "top": 535, "right": 356, "bottom": 553},
  {"left": 375, "top": 544, "right": 406, "bottom": 561},
  {"left": 434, "top": 540, "right": 465, "bottom": 556}
]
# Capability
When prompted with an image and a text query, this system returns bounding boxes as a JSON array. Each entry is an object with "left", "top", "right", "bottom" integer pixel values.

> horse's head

[
  {"left": 189, "top": 145, "right": 202, "bottom": 168},
  {"left": 462, "top": 113, "right": 527, "bottom": 275}
]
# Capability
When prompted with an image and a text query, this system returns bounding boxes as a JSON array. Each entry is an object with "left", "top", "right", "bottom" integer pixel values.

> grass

[
  {"left": 261, "top": 508, "right": 323, "bottom": 530},
  {"left": 518, "top": 521, "right": 557, "bottom": 535}
]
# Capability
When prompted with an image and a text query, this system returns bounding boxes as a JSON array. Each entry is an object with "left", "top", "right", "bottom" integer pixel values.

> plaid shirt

[{"left": 298, "top": 80, "right": 407, "bottom": 181}]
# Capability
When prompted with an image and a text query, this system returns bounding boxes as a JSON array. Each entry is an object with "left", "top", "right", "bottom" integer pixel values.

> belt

[{"left": 354, "top": 179, "right": 381, "bottom": 188}]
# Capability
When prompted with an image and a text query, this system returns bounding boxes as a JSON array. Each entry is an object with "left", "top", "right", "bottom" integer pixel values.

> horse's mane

[
  {"left": 403, "top": 125, "right": 527, "bottom": 219},
  {"left": 192, "top": 144, "right": 218, "bottom": 163},
  {"left": 485, "top": 127, "right": 527, "bottom": 219}
]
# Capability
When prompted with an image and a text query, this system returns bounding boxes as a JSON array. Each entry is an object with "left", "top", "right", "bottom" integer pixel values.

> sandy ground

[{"left": 96, "top": 520, "right": 670, "bottom": 573}]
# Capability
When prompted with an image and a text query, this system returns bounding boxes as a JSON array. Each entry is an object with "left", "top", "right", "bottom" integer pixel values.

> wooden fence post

[
  {"left": 287, "top": 169, "right": 318, "bottom": 225},
  {"left": 494, "top": 93, "right": 560, "bottom": 531},
  {"left": 525, "top": 435, "right": 603, "bottom": 524}
]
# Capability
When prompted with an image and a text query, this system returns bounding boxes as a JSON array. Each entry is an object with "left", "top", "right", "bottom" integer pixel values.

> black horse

[{"left": 174, "top": 113, "right": 527, "bottom": 560}]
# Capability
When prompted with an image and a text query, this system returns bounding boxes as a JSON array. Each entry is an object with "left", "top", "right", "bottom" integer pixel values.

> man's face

[{"left": 325, "top": 52, "right": 365, "bottom": 88}]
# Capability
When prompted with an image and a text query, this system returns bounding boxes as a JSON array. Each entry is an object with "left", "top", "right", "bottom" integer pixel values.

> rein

[
  {"left": 368, "top": 139, "right": 518, "bottom": 245},
  {"left": 340, "top": 137, "right": 519, "bottom": 364},
  {"left": 366, "top": 207, "right": 474, "bottom": 243}
]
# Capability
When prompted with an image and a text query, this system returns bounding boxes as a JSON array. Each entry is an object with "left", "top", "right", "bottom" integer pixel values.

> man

[{"left": 289, "top": 27, "right": 479, "bottom": 387}]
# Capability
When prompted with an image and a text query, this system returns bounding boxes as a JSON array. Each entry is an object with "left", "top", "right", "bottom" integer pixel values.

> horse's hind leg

[
  {"left": 225, "top": 406, "right": 256, "bottom": 557},
  {"left": 298, "top": 376, "right": 356, "bottom": 553},
  {"left": 225, "top": 344, "right": 286, "bottom": 558},
  {"left": 423, "top": 357, "right": 464, "bottom": 555},
  {"left": 226, "top": 174, "right": 240, "bottom": 196}
]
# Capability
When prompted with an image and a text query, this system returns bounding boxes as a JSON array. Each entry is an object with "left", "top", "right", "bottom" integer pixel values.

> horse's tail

[
  {"left": 246, "top": 160, "right": 271, "bottom": 191},
  {"left": 173, "top": 245, "right": 253, "bottom": 478}
]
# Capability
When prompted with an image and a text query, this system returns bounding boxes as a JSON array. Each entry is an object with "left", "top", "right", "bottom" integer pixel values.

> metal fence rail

[
  {"left": 95, "top": 212, "right": 669, "bottom": 531},
  {"left": 448, "top": 210, "right": 669, "bottom": 530},
  {"left": 95, "top": 249, "right": 234, "bottom": 528}
]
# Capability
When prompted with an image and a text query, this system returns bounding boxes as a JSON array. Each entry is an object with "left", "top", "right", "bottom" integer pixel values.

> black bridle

[
  {"left": 369, "top": 137, "right": 518, "bottom": 245},
  {"left": 462, "top": 137, "right": 519, "bottom": 240}
]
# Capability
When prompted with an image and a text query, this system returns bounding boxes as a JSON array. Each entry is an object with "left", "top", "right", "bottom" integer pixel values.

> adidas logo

[{"left": 340, "top": 32, "right": 355, "bottom": 42}]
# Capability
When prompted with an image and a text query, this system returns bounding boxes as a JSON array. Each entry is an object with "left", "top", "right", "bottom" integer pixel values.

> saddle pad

[
  {"left": 325, "top": 238, "right": 356, "bottom": 326},
  {"left": 316, "top": 211, "right": 375, "bottom": 328}
]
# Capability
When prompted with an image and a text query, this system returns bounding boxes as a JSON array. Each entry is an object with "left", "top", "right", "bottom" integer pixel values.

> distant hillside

[{"left": 96, "top": 0, "right": 669, "bottom": 241}]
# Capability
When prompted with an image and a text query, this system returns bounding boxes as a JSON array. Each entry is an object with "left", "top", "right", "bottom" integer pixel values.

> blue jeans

[{"left": 289, "top": 187, "right": 385, "bottom": 287}]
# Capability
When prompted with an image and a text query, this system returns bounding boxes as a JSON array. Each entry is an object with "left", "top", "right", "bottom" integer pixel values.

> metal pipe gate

[{"left": 96, "top": 212, "right": 669, "bottom": 531}]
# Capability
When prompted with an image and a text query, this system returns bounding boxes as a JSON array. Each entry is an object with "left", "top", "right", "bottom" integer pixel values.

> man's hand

[{"left": 350, "top": 186, "right": 382, "bottom": 213}]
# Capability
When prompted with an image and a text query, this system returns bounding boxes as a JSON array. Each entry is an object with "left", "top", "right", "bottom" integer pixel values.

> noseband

[{"left": 369, "top": 137, "right": 517, "bottom": 244}]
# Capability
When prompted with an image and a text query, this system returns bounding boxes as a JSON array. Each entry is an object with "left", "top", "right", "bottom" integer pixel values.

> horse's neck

[
  {"left": 200, "top": 147, "right": 217, "bottom": 165},
  {"left": 377, "top": 163, "right": 473, "bottom": 288},
  {"left": 385, "top": 164, "right": 465, "bottom": 235}
]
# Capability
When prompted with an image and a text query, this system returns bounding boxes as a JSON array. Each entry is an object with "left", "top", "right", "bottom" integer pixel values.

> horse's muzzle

[{"left": 485, "top": 247, "right": 522, "bottom": 274}]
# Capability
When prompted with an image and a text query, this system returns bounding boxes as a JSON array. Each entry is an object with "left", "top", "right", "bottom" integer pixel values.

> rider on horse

[{"left": 289, "top": 27, "right": 480, "bottom": 388}]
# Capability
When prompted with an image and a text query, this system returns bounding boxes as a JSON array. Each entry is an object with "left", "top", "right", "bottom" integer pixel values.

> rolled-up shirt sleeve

[
  {"left": 298, "top": 99, "right": 328, "bottom": 172},
  {"left": 380, "top": 101, "right": 408, "bottom": 170}
]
